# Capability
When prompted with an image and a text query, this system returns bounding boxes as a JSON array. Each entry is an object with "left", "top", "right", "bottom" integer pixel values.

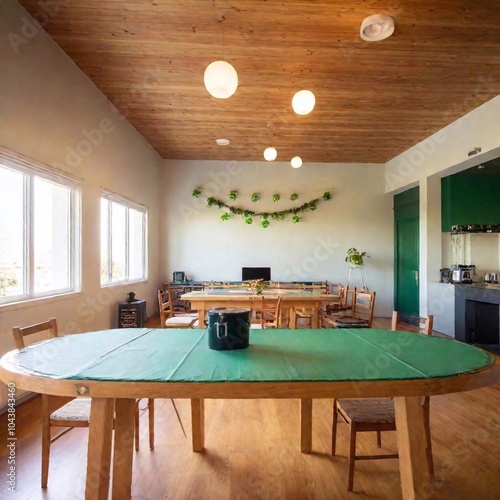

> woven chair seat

[
  {"left": 51, "top": 398, "right": 91, "bottom": 422},
  {"left": 165, "top": 315, "right": 198, "bottom": 328},
  {"left": 338, "top": 398, "right": 395, "bottom": 424},
  {"left": 327, "top": 316, "right": 369, "bottom": 328}
]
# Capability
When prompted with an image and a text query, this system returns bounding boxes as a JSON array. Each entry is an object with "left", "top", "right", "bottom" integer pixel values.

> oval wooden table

[{"left": 1, "top": 328, "right": 499, "bottom": 500}]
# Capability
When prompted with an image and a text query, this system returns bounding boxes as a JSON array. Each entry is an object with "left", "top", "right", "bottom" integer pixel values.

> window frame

[
  {"left": 0, "top": 150, "right": 82, "bottom": 305},
  {"left": 100, "top": 190, "right": 148, "bottom": 286}
]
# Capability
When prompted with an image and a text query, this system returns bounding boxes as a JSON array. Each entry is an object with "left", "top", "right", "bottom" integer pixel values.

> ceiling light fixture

[
  {"left": 204, "top": 21, "right": 238, "bottom": 99},
  {"left": 360, "top": 14, "right": 395, "bottom": 42},
  {"left": 292, "top": 90, "right": 315, "bottom": 115},
  {"left": 263, "top": 147, "right": 277, "bottom": 161},
  {"left": 204, "top": 61, "right": 238, "bottom": 99},
  {"left": 216, "top": 138, "right": 230, "bottom": 146},
  {"left": 291, "top": 156, "right": 302, "bottom": 168}
]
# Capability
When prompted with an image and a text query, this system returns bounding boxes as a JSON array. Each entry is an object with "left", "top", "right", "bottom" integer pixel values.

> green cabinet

[{"left": 442, "top": 173, "right": 500, "bottom": 231}]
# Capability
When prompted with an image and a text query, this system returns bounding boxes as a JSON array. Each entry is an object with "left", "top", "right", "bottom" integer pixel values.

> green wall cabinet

[{"left": 441, "top": 173, "right": 500, "bottom": 231}]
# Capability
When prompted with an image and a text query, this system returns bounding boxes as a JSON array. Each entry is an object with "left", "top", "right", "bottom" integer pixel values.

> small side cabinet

[{"left": 118, "top": 299, "right": 146, "bottom": 328}]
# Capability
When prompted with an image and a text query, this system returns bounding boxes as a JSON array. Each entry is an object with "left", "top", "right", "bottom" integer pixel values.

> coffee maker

[
  {"left": 440, "top": 268, "right": 451, "bottom": 283},
  {"left": 451, "top": 264, "right": 475, "bottom": 284}
]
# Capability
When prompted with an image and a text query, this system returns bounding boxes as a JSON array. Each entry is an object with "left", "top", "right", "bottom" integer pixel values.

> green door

[
  {"left": 396, "top": 218, "right": 419, "bottom": 320},
  {"left": 394, "top": 187, "right": 419, "bottom": 323}
]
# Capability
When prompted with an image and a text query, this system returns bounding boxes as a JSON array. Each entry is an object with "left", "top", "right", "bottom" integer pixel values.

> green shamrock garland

[{"left": 192, "top": 189, "right": 332, "bottom": 227}]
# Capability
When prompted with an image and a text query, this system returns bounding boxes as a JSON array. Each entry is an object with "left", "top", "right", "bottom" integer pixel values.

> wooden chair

[
  {"left": 324, "top": 288, "right": 376, "bottom": 328},
  {"left": 331, "top": 313, "right": 434, "bottom": 491},
  {"left": 320, "top": 284, "right": 351, "bottom": 327},
  {"left": 295, "top": 282, "right": 328, "bottom": 327},
  {"left": 261, "top": 296, "right": 282, "bottom": 328},
  {"left": 12, "top": 318, "right": 154, "bottom": 488},
  {"left": 158, "top": 289, "right": 198, "bottom": 328}
]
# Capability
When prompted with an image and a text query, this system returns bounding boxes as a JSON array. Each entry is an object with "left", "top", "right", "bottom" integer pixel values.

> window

[
  {"left": 100, "top": 191, "right": 147, "bottom": 285},
  {"left": 0, "top": 151, "right": 81, "bottom": 304}
]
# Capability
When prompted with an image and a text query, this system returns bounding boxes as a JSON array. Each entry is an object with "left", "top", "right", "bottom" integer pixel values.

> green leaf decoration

[{"left": 193, "top": 188, "right": 332, "bottom": 225}]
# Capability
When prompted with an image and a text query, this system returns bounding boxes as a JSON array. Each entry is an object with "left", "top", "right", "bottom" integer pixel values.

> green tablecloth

[{"left": 14, "top": 328, "right": 493, "bottom": 383}]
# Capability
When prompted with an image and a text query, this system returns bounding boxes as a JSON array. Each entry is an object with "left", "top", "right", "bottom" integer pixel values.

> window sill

[{"left": 0, "top": 291, "right": 83, "bottom": 313}]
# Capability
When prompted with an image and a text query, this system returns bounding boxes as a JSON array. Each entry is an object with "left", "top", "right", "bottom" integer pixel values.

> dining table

[
  {"left": 1, "top": 327, "right": 499, "bottom": 500},
  {"left": 180, "top": 288, "right": 332, "bottom": 328}
]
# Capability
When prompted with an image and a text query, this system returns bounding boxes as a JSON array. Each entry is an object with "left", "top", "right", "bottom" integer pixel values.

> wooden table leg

[
  {"left": 86, "top": 398, "right": 114, "bottom": 500},
  {"left": 191, "top": 398, "right": 205, "bottom": 452},
  {"left": 112, "top": 399, "right": 135, "bottom": 500},
  {"left": 311, "top": 306, "right": 319, "bottom": 328},
  {"left": 289, "top": 307, "right": 297, "bottom": 329},
  {"left": 198, "top": 305, "right": 206, "bottom": 328},
  {"left": 394, "top": 396, "right": 431, "bottom": 500},
  {"left": 300, "top": 398, "right": 312, "bottom": 453}
]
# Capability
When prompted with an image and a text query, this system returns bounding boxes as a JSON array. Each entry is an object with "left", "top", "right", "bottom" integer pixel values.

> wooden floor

[{"left": 1, "top": 318, "right": 500, "bottom": 499}]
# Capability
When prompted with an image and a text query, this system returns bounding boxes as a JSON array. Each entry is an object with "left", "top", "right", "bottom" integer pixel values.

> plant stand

[{"left": 347, "top": 265, "right": 368, "bottom": 292}]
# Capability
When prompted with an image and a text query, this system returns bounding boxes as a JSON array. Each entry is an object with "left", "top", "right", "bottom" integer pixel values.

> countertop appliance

[
  {"left": 484, "top": 272, "right": 499, "bottom": 284},
  {"left": 440, "top": 268, "right": 451, "bottom": 283},
  {"left": 452, "top": 265, "right": 475, "bottom": 284}
]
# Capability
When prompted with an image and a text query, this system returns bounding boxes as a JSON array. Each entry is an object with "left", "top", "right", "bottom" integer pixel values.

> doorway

[{"left": 394, "top": 188, "right": 419, "bottom": 322}]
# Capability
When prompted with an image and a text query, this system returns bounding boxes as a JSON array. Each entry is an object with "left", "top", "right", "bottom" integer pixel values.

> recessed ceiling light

[
  {"left": 478, "top": 164, "right": 485, "bottom": 169},
  {"left": 291, "top": 156, "right": 302, "bottom": 168},
  {"left": 360, "top": 14, "right": 395, "bottom": 42},
  {"left": 216, "top": 138, "right": 230, "bottom": 146}
]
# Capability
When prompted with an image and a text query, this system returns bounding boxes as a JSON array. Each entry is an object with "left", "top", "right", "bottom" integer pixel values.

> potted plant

[{"left": 345, "top": 248, "right": 368, "bottom": 267}]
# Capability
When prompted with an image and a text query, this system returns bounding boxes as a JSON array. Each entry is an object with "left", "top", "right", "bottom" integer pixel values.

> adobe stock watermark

[
  {"left": 7, "top": 0, "right": 69, "bottom": 54},
  {"left": 6, "top": 382, "right": 17, "bottom": 493},
  {"left": 64, "top": 118, "right": 116, "bottom": 169},
  {"left": 280, "top": 236, "right": 341, "bottom": 281},
  {"left": 385, "top": 72, "right": 497, "bottom": 191},
  {"left": 178, "top": 161, "right": 244, "bottom": 220},
  {"left": 63, "top": 65, "right": 162, "bottom": 170}
]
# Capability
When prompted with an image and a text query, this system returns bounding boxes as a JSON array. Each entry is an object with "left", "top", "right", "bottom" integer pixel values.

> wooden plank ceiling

[{"left": 19, "top": 0, "right": 500, "bottom": 163}]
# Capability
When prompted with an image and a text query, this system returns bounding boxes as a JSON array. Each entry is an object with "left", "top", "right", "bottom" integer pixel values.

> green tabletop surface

[{"left": 12, "top": 328, "right": 494, "bottom": 383}]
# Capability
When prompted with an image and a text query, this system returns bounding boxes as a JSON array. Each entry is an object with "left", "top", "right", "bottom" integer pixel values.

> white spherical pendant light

[
  {"left": 291, "top": 156, "right": 302, "bottom": 168},
  {"left": 292, "top": 90, "right": 315, "bottom": 115},
  {"left": 263, "top": 147, "right": 278, "bottom": 161},
  {"left": 204, "top": 60, "right": 238, "bottom": 99}
]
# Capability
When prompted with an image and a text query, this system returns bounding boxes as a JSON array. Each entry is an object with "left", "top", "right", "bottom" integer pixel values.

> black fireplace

[{"left": 465, "top": 300, "right": 500, "bottom": 354}]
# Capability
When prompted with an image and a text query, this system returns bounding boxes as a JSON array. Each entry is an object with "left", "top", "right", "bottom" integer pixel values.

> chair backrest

[
  {"left": 351, "top": 288, "right": 376, "bottom": 327},
  {"left": 158, "top": 289, "right": 171, "bottom": 327},
  {"left": 338, "top": 284, "right": 350, "bottom": 309},
  {"left": 12, "top": 318, "right": 59, "bottom": 349},
  {"left": 391, "top": 311, "right": 434, "bottom": 335},
  {"left": 260, "top": 296, "right": 282, "bottom": 328}
]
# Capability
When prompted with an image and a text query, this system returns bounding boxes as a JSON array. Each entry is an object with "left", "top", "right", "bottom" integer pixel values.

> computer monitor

[{"left": 242, "top": 267, "right": 271, "bottom": 281}]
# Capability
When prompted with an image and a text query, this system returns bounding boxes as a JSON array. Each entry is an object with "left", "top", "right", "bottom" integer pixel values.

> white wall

[
  {"left": 384, "top": 96, "right": 500, "bottom": 316},
  {"left": 0, "top": 1, "right": 163, "bottom": 406},
  {"left": 385, "top": 96, "right": 500, "bottom": 193},
  {"left": 161, "top": 160, "right": 394, "bottom": 316}
]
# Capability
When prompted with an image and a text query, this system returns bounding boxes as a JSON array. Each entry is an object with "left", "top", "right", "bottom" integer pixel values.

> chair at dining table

[
  {"left": 323, "top": 288, "right": 375, "bottom": 329},
  {"left": 331, "top": 312, "right": 435, "bottom": 491},
  {"left": 158, "top": 288, "right": 198, "bottom": 328},
  {"left": 12, "top": 317, "right": 155, "bottom": 488}
]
